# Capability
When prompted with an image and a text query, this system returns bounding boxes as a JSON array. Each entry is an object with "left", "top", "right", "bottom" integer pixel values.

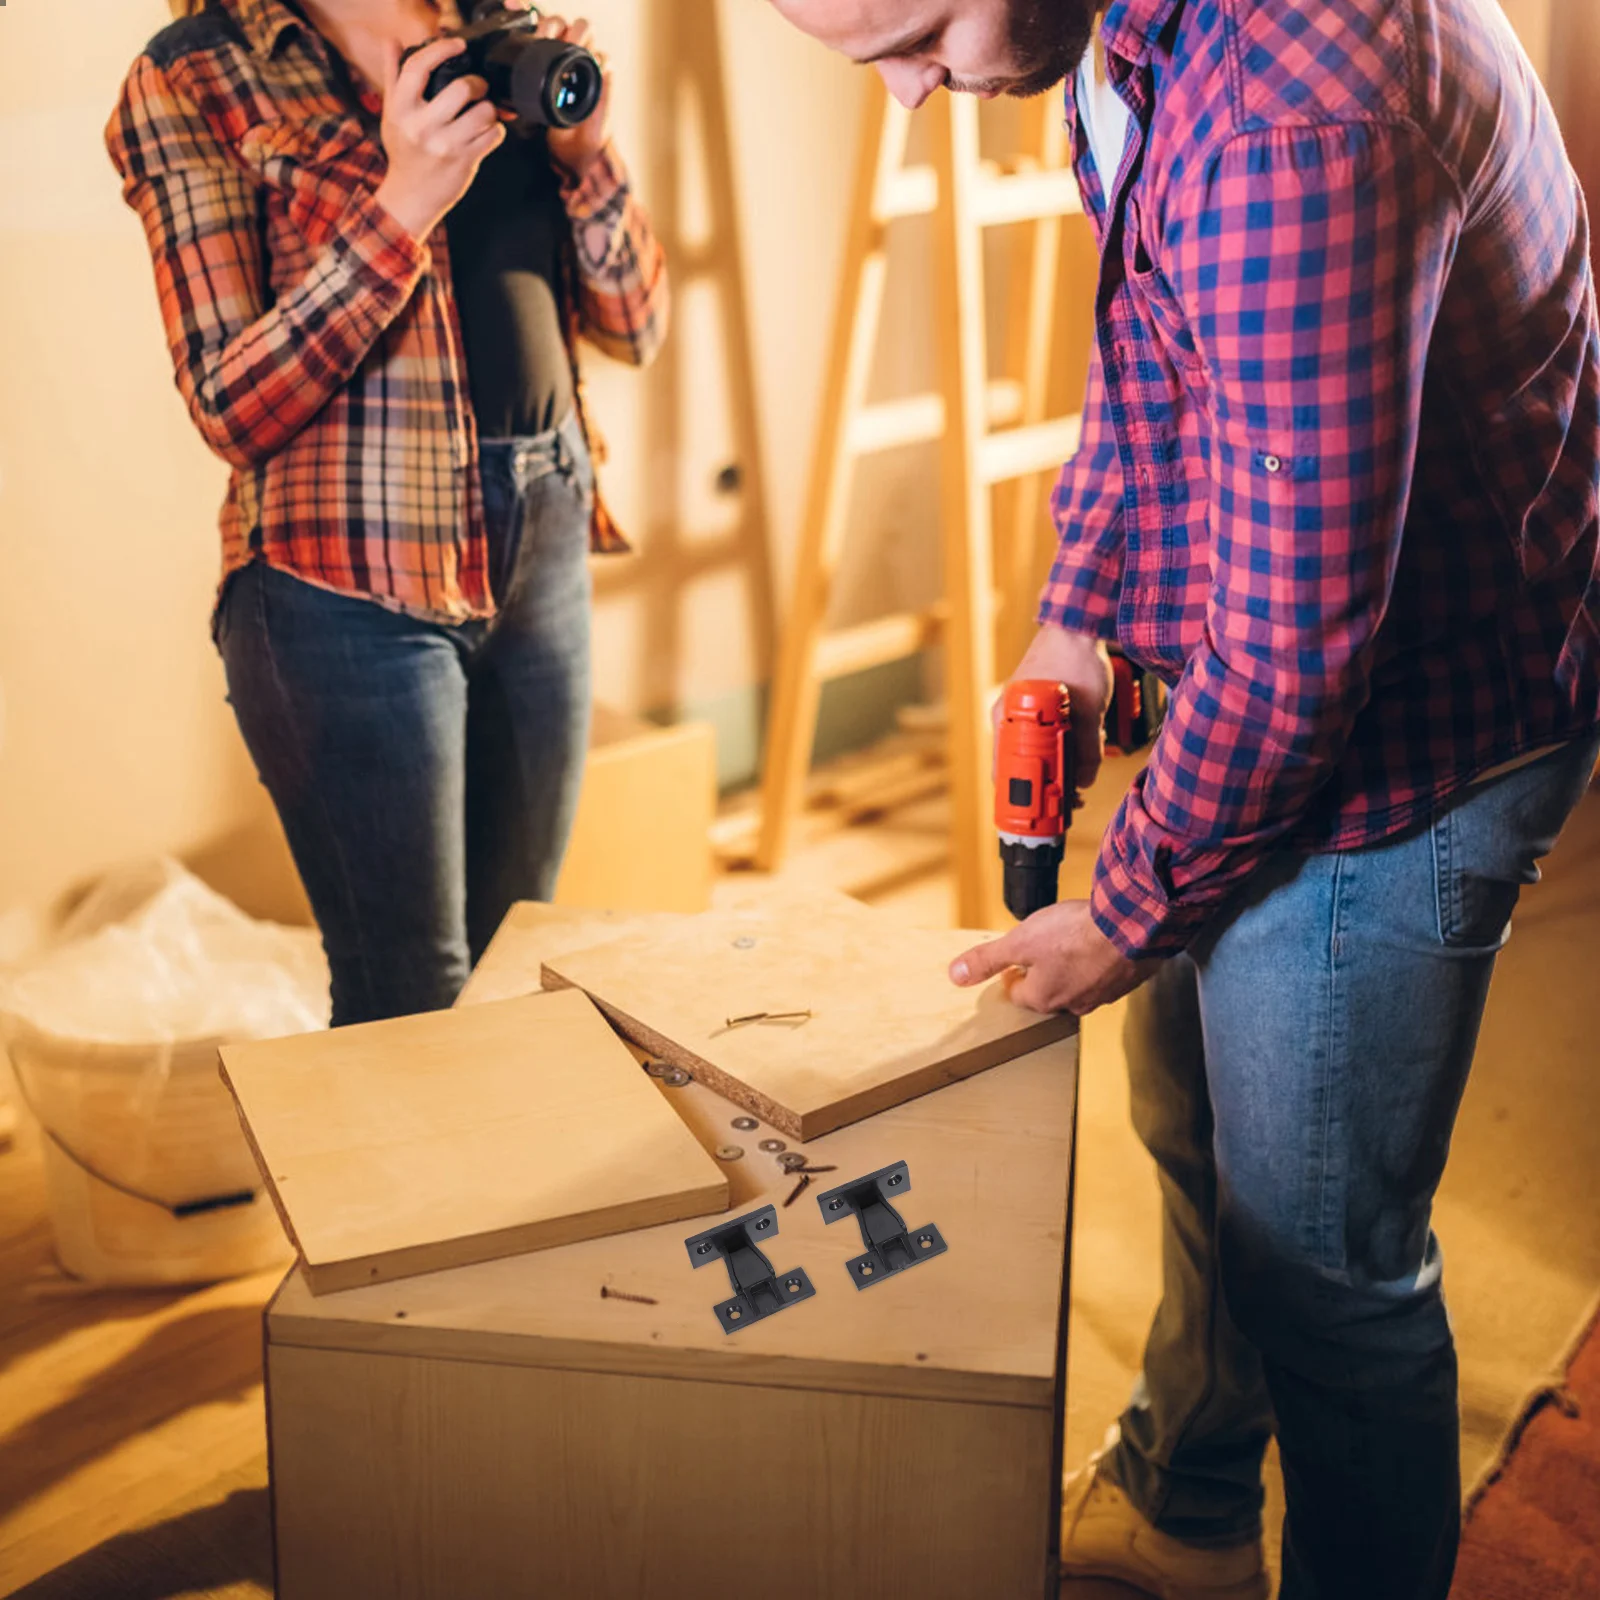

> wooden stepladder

[{"left": 752, "top": 83, "right": 1087, "bottom": 929}]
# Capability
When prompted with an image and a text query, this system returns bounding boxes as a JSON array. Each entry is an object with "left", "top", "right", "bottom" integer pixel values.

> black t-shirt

[{"left": 446, "top": 130, "right": 575, "bottom": 440}]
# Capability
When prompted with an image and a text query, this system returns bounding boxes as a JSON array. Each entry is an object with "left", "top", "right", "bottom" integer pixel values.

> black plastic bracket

[
  {"left": 815, "top": 1161, "right": 947, "bottom": 1289},
  {"left": 684, "top": 1205, "right": 816, "bottom": 1333}
]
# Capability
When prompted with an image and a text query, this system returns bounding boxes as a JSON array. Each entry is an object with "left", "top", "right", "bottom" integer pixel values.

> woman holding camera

[{"left": 108, "top": 1, "right": 667, "bottom": 1025}]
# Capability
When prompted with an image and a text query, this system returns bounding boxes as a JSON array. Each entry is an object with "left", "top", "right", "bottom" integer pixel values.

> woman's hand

[
  {"left": 372, "top": 35, "right": 504, "bottom": 242},
  {"left": 536, "top": 14, "right": 613, "bottom": 181}
]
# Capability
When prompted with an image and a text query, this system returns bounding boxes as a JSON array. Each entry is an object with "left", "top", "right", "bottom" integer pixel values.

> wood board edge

[{"left": 298, "top": 1175, "right": 732, "bottom": 1297}]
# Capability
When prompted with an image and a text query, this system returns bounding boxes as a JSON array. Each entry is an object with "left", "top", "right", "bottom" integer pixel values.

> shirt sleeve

[
  {"left": 1036, "top": 335, "right": 1127, "bottom": 640},
  {"left": 1090, "top": 121, "right": 1463, "bottom": 957},
  {"left": 558, "top": 142, "right": 669, "bottom": 367},
  {"left": 105, "top": 52, "right": 427, "bottom": 470}
]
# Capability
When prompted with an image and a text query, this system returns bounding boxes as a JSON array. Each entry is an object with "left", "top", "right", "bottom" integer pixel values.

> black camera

[{"left": 402, "top": 3, "right": 603, "bottom": 130}]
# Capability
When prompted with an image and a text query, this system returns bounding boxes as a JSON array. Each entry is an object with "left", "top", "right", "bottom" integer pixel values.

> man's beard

[{"left": 949, "top": 0, "right": 1096, "bottom": 99}]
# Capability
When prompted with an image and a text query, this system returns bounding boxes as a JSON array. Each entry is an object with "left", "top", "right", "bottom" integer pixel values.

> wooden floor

[
  {"left": 8, "top": 741, "right": 1597, "bottom": 1599},
  {"left": 0, "top": 1136, "right": 279, "bottom": 1596}
]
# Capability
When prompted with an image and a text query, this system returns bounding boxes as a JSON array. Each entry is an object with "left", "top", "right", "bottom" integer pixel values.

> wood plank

[
  {"left": 218, "top": 990, "right": 730, "bottom": 1294},
  {"left": 267, "top": 1345, "right": 1057, "bottom": 1600},
  {"left": 554, "top": 713, "right": 715, "bottom": 914},
  {"left": 455, "top": 903, "right": 685, "bottom": 1008},
  {"left": 752, "top": 88, "right": 901, "bottom": 876},
  {"left": 930, "top": 90, "right": 1004, "bottom": 929},
  {"left": 268, "top": 1033, "right": 1077, "bottom": 1410},
  {"left": 539, "top": 900, "right": 1072, "bottom": 1140}
]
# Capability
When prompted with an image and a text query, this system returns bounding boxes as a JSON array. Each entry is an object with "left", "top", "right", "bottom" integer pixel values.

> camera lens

[
  {"left": 547, "top": 54, "right": 601, "bottom": 126},
  {"left": 507, "top": 37, "right": 603, "bottom": 127}
]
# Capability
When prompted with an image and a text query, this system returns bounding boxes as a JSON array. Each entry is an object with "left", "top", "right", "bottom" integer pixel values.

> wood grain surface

[
  {"left": 267, "top": 1344, "right": 1059, "bottom": 1600},
  {"left": 454, "top": 903, "right": 684, "bottom": 1008},
  {"left": 269, "top": 1031, "right": 1078, "bottom": 1409},
  {"left": 541, "top": 901, "right": 1074, "bottom": 1138},
  {"left": 219, "top": 990, "right": 730, "bottom": 1294}
]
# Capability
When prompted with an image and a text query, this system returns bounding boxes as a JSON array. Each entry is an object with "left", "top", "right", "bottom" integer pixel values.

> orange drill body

[{"left": 995, "top": 679, "right": 1075, "bottom": 919}]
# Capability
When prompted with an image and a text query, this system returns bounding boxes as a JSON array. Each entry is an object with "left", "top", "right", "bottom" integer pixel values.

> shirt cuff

[
  {"left": 558, "top": 141, "right": 629, "bottom": 216},
  {"left": 1036, "top": 583, "right": 1121, "bottom": 641},
  {"left": 1087, "top": 795, "right": 1215, "bottom": 959}
]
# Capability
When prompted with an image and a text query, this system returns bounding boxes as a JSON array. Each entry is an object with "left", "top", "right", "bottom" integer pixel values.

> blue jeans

[
  {"left": 1106, "top": 733, "right": 1600, "bottom": 1600},
  {"left": 217, "top": 411, "right": 594, "bottom": 1025}
]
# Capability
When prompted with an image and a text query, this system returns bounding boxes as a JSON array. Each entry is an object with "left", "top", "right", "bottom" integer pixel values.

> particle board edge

[
  {"left": 794, "top": 1010, "right": 1077, "bottom": 1138},
  {"left": 264, "top": 1309, "right": 1058, "bottom": 1411},
  {"left": 219, "top": 1049, "right": 311, "bottom": 1268}
]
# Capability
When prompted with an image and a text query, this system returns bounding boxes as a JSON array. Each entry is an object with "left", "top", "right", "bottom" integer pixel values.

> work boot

[{"left": 1060, "top": 1430, "right": 1269, "bottom": 1599}]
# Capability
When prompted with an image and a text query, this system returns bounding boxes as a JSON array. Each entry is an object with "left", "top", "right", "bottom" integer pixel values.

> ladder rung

[
  {"left": 977, "top": 414, "right": 1084, "bottom": 485},
  {"left": 973, "top": 169, "right": 1083, "bottom": 228},
  {"left": 847, "top": 394, "right": 945, "bottom": 456},
  {"left": 878, "top": 165, "right": 938, "bottom": 221},
  {"left": 847, "top": 381, "right": 1028, "bottom": 459},
  {"left": 814, "top": 608, "right": 947, "bottom": 680}
]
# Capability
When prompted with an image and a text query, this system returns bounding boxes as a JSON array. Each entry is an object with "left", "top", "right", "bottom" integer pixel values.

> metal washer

[
  {"left": 731, "top": 1116, "right": 759, "bottom": 1131},
  {"left": 759, "top": 1138, "right": 787, "bottom": 1153},
  {"left": 776, "top": 1152, "right": 807, "bottom": 1173},
  {"left": 716, "top": 1145, "right": 744, "bottom": 1162}
]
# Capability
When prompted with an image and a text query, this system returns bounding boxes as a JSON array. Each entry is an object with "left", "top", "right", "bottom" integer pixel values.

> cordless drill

[{"left": 994, "top": 679, "right": 1076, "bottom": 920}]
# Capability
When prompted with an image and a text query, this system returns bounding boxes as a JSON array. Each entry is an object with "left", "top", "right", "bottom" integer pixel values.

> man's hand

[
  {"left": 949, "top": 900, "right": 1158, "bottom": 1016},
  {"left": 538, "top": 15, "right": 613, "bottom": 181},
  {"left": 997, "top": 624, "right": 1114, "bottom": 791}
]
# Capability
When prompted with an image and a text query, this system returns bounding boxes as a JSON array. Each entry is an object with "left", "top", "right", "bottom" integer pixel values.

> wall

[
  {"left": 0, "top": 0, "right": 938, "bottom": 933},
  {"left": 0, "top": 2, "right": 261, "bottom": 939}
]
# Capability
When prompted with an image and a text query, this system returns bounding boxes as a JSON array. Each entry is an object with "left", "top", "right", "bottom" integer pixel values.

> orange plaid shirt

[{"left": 107, "top": 0, "right": 668, "bottom": 623}]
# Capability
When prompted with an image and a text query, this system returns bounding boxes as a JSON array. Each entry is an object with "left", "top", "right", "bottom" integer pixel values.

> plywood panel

[
  {"left": 269, "top": 1031, "right": 1077, "bottom": 1409},
  {"left": 455, "top": 903, "right": 684, "bottom": 1008},
  {"left": 456, "top": 886, "right": 874, "bottom": 1009},
  {"left": 219, "top": 990, "right": 729, "bottom": 1294},
  {"left": 267, "top": 1343, "right": 1056, "bottom": 1600},
  {"left": 554, "top": 711, "right": 717, "bottom": 913},
  {"left": 541, "top": 901, "right": 1074, "bottom": 1137}
]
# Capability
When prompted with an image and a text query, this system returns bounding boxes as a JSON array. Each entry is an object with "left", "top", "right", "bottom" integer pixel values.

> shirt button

[{"left": 1262, "top": 454, "right": 1283, "bottom": 474}]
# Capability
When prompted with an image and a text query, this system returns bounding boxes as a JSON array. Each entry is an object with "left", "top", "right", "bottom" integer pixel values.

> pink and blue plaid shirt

[{"left": 1044, "top": 0, "right": 1600, "bottom": 958}]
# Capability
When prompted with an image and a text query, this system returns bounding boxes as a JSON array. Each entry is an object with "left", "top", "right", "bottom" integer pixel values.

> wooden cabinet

[{"left": 263, "top": 1031, "right": 1079, "bottom": 1599}]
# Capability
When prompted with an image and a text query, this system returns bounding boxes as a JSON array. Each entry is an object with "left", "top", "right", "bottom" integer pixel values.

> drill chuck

[{"left": 999, "top": 835, "right": 1066, "bottom": 921}]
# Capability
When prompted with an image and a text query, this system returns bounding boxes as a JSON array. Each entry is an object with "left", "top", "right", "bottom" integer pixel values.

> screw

[
  {"left": 601, "top": 1285, "right": 658, "bottom": 1305},
  {"left": 696, "top": 1242, "right": 712, "bottom": 1255},
  {"left": 783, "top": 1173, "right": 812, "bottom": 1208},
  {"left": 756, "top": 1217, "right": 771, "bottom": 1231},
  {"left": 888, "top": 1173, "right": 903, "bottom": 1187},
  {"left": 828, "top": 1198, "right": 844, "bottom": 1211}
]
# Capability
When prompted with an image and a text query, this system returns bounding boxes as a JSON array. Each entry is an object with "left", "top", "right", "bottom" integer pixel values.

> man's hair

[{"left": 169, "top": 0, "right": 206, "bottom": 15}]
